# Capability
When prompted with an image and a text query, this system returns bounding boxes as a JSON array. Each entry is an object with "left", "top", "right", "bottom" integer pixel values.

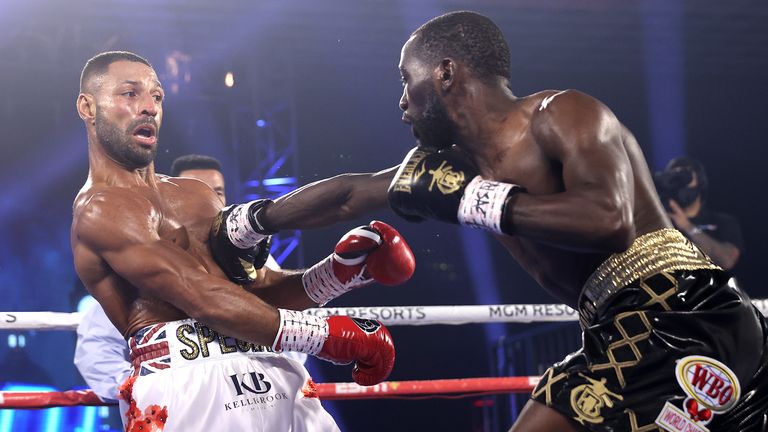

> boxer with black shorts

[
  {"left": 385, "top": 12, "right": 768, "bottom": 431},
  {"left": 244, "top": 11, "right": 768, "bottom": 431}
]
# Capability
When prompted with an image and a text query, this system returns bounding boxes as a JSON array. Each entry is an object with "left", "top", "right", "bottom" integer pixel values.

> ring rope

[
  {"left": 3, "top": 299, "right": 768, "bottom": 330},
  {"left": 0, "top": 377, "right": 539, "bottom": 408}
]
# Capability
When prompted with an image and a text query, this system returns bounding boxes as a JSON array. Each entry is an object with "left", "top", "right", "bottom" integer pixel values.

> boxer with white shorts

[
  {"left": 71, "top": 51, "right": 415, "bottom": 431},
  {"left": 122, "top": 319, "right": 341, "bottom": 431}
]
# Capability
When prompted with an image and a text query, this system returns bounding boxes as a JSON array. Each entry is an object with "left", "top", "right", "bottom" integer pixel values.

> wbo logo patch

[
  {"left": 674, "top": 355, "right": 740, "bottom": 414},
  {"left": 656, "top": 355, "right": 741, "bottom": 431}
]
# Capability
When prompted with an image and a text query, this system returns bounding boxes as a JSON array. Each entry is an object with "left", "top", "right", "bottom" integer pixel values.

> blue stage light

[
  {"left": 262, "top": 177, "right": 296, "bottom": 186},
  {"left": 256, "top": 119, "right": 267, "bottom": 128}
]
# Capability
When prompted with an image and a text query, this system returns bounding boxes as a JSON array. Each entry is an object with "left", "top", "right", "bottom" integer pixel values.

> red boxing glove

[
  {"left": 303, "top": 220, "right": 415, "bottom": 305},
  {"left": 365, "top": 220, "right": 416, "bottom": 286},
  {"left": 273, "top": 310, "right": 395, "bottom": 386}
]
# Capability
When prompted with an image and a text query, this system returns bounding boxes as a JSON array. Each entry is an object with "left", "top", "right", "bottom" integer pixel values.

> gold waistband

[{"left": 579, "top": 228, "right": 720, "bottom": 323}]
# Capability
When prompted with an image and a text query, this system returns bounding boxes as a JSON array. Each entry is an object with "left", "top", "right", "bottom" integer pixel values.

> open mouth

[{"left": 132, "top": 124, "right": 157, "bottom": 146}]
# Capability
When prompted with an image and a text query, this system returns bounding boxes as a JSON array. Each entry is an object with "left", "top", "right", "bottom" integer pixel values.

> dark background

[{"left": 0, "top": 0, "right": 766, "bottom": 430}]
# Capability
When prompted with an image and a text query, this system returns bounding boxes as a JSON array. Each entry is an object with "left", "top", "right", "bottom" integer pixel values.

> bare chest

[
  {"left": 474, "top": 135, "right": 603, "bottom": 303},
  {"left": 495, "top": 235, "right": 605, "bottom": 305},
  {"left": 153, "top": 188, "right": 220, "bottom": 273},
  {"left": 476, "top": 131, "right": 560, "bottom": 195}
]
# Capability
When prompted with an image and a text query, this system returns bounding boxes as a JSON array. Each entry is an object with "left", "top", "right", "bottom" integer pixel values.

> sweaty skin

[
  {"left": 71, "top": 60, "right": 312, "bottom": 342},
  {"left": 261, "top": 43, "right": 671, "bottom": 310},
  {"left": 253, "top": 33, "right": 675, "bottom": 432},
  {"left": 395, "top": 35, "right": 672, "bottom": 308},
  {"left": 469, "top": 91, "right": 671, "bottom": 307},
  {"left": 400, "top": 34, "right": 673, "bottom": 432},
  {"left": 177, "top": 168, "right": 226, "bottom": 204}
]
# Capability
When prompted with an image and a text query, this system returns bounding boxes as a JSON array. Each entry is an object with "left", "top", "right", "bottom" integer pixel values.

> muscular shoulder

[
  {"left": 528, "top": 89, "right": 620, "bottom": 153},
  {"left": 160, "top": 175, "right": 211, "bottom": 193},
  {"left": 73, "top": 187, "right": 160, "bottom": 252},
  {"left": 160, "top": 176, "right": 221, "bottom": 202}
]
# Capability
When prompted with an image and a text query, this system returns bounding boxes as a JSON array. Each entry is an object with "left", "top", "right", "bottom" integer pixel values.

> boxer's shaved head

[
  {"left": 410, "top": 11, "right": 510, "bottom": 83},
  {"left": 80, "top": 51, "right": 153, "bottom": 93}
]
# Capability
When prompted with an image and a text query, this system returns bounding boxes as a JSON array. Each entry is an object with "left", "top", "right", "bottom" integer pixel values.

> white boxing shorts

[{"left": 119, "top": 319, "right": 339, "bottom": 432}]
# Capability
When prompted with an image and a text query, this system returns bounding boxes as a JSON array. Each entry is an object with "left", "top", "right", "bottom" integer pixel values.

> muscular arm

[
  {"left": 260, "top": 167, "right": 396, "bottom": 230},
  {"left": 244, "top": 267, "right": 316, "bottom": 311},
  {"left": 74, "top": 191, "right": 280, "bottom": 345},
  {"left": 507, "top": 91, "right": 635, "bottom": 252}
]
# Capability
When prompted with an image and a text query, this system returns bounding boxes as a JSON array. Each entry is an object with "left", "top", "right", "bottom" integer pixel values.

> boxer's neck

[
  {"left": 87, "top": 132, "right": 157, "bottom": 189},
  {"left": 449, "top": 79, "right": 519, "bottom": 173}
]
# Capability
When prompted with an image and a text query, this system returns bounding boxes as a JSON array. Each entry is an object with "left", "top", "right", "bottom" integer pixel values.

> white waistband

[{"left": 129, "top": 319, "right": 275, "bottom": 376}]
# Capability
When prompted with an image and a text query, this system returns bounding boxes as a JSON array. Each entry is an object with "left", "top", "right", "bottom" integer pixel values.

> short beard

[
  {"left": 411, "top": 88, "right": 456, "bottom": 151},
  {"left": 95, "top": 110, "right": 157, "bottom": 169}
]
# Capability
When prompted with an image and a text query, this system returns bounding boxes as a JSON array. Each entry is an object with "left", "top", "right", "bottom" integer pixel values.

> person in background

[
  {"left": 170, "top": 154, "right": 226, "bottom": 203},
  {"left": 656, "top": 156, "right": 743, "bottom": 270}
]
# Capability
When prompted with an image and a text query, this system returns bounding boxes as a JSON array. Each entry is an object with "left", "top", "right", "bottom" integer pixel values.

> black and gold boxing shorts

[{"left": 531, "top": 229, "right": 768, "bottom": 431}]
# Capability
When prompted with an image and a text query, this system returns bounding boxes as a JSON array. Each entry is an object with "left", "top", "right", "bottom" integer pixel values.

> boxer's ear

[
  {"left": 77, "top": 93, "right": 96, "bottom": 124},
  {"left": 435, "top": 58, "right": 456, "bottom": 93}
]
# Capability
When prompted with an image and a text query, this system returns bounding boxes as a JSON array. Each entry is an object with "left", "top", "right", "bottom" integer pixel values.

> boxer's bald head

[
  {"left": 80, "top": 51, "right": 153, "bottom": 93},
  {"left": 409, "top": 11, "right": 510, "bottom": 84}
]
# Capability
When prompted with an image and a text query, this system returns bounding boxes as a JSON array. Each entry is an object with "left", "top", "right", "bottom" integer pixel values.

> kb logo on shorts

[{"left": 229, "top": 371, "right": 272, "bottom": 396}]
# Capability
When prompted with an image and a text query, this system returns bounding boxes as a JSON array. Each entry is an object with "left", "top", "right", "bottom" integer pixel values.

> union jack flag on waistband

[{"left": 129, "top": 323, "right": 171, "bottom": 376}]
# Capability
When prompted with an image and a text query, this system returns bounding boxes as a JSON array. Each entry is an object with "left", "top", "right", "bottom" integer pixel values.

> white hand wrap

[
  {"left": 226, "top": 201, "right": 269, "bottom": 249},
  {"left": 457, "top": 176, "right": 519, "bottom": 234},
  {"left": 273, "top": 309, "right": 328, "bottom": 355},
  {"left": 302, "top": 255, "right": 372, "bottom": 306}
]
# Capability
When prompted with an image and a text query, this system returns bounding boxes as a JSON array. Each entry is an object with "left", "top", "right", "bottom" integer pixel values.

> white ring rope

[{"left": 3, "top": 299, "right": 768, "bottom": 330}]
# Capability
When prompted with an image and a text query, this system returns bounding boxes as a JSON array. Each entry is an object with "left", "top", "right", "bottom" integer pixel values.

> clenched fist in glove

[
  {"left": 209, "top": 199, "right": 275, "bottom": 284},
  {"left": 273, "top": 309, "right": 395, "bottom": 386},
  {"left": 388, "top": 146, "right": 525, "bottom": 235},
  {"left": 303, "top": 220, "right": 415, "bottom": 306}
]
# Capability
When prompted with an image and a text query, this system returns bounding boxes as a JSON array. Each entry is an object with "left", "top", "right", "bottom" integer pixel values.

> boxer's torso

[
  {"left": 72, "top": 175, "right": 227, "bottom": 337},
  {"left": 470, "top": 91, "right": 671, "bottom": 306}
]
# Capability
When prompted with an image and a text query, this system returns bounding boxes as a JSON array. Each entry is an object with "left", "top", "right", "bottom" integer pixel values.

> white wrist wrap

[
  {"left": 302, "top": 255, "right": 372, "bottom": 306},
  {"left": 273, "top": 309, "right": 328, "bottom": 355},
  {"left": 457, "top": 176, "right": 517, "bottom": 234},
  {"left": 226, "top": 201, "right": 268, "bottom": 249}
]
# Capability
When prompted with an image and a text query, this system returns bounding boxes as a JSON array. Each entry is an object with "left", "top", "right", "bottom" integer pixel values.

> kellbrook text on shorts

[{"left": 224, "top": 393, "right": 289, "bottom": 411}]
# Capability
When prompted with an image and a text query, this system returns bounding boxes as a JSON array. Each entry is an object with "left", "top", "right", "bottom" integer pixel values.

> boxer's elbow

[
  {"left": 337, "top": 199, "right": 359, "bottom": 221},
  {"left": 593, "top": 201, "right": 634, "bottom": 252},
  {"left": 336, "top": 173, "right": 388, "bottom": 220},
  {"left": 602, "top": 219, "right": 634, "bottom": 252}
]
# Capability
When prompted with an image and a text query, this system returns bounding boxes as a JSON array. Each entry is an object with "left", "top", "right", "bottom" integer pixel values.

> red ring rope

[{"left": 0, "top": 377, "right": 538, "bottom": 409}]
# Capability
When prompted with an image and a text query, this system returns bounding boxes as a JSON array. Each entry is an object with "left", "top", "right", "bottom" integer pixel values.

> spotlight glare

[
  {"left": 224, "top": 71, "right": 235, "bottom": 88},
  {"left": 77, "top": 295, "right": 98, "bottom": 313},
  {"left": 256, "top": 119, "right": 267, "bottom": 128}
]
